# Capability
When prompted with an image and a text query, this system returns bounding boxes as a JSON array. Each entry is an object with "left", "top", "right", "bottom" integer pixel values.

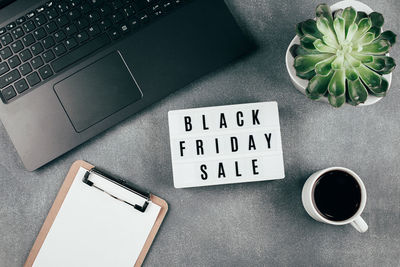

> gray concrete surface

[{"left": 1, "top": 0, "right": 400, "bottom": 266}]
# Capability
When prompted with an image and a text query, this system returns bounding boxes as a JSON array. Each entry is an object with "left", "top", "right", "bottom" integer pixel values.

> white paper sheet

[{"left": 33, "top": 167, "right": 161, "bottom": 267}]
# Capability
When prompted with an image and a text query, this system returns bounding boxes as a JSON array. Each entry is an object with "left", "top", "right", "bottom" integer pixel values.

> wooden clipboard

[{"left": 24, "top": 160, "right": 168, "bottom": 267}]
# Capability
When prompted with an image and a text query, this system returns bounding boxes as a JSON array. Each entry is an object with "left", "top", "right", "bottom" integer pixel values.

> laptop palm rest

[{"left": 54, "top": 51, "right": 142, "bottom": 133}]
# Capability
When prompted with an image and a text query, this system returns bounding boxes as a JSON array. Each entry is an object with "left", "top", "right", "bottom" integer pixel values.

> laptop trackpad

[{"left": 54, "top": 51, "right": 142, "bottom": 133}]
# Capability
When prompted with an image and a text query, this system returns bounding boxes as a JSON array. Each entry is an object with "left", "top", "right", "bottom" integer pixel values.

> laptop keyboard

[{"left": 0, "top": 0, "right": 187, "bottom": 103}]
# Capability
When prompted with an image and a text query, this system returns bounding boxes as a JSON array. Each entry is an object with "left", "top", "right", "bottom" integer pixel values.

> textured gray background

[{"left": 1, "top": 0, "right": 399, "bottom": 266}]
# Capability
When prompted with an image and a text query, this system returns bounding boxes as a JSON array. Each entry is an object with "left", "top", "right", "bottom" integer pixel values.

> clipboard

[{"left": 24, "top": 160, "right": 168, "bottom": 267}]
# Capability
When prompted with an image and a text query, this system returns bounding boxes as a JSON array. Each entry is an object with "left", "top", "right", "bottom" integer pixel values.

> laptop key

[
  {"left": 0, "top": 69, "right": 21, "bottom": 89},
  {"left": 14, "top": 79, "right": 29, "bottom": 93},
  {"left": 16, "top": 16, "right": 26, "bottom": 24},
  {"left": 123, "top": 5, "right": 135, "bottom": 18},
  {"left": 51, "top": 33, "right": 110, "bottom": 73},
  {"left": 31, "top": 43, "right": 44, "bottom": 56},
  {"left": 22, "top": 20, "right": 36, "bottom": 33},
  {"left": 38, "top": 65, "right": 53, "bottom": 80},
  {"left": 1, "top": 85, "right": 17, "bottom": 101},
  {"left": 65, "top": 37, "right": 78, "bottom": 50},
  {"left": 26, "top": 72, "right": 41, "bottom": 87},
  {"left": 76, "top": 18, "right": 89, "bottom": 29},
  {"left": 42, "top": 36, "right": 55, "bottom": 49},
  {"left": 45, "top": 21, "right": 58, "bottom": 34},
  {"left": 56, "top": 15, "right": 69, "bottom": 27},
  {"left": 54, "top": 43, "right": 67, "bottom": 56},
  {"left": 128, "top": 18, "right": 139, "bottom": 30},
  {"left": 42, "top": 50, "right": 55, "bottom": 62},
  {"left": 119, "top": 23, "right": 130, "bottom": 35},
  {"left": 162, "top": 1, "right": 173, "bottom": 11},
  {"left": 87, "top": 11, "right": 100, "bottom": 23},
  {"left": 6, "top": 22, "right": 16, "bottom": 31},
  {"left": 11, "top": 40, "right": 24, "bottom": 53},
  {"left": 56, "top": 3, "right": 70, "bottom": 13},
  {"left": 67, "top": 9, "right": 81, "bottom": 20},
  {"left": 0, "top": 62, "right": 9, "bottom": 76},
  {"left": 0, "top": 47, "right": 12, "bottom": 60},
  {"left": 11, "top": 27, "right": 24, "bottom": 39},
  {"left": 88, "top": 25, "right": 101, "bottom": 37},
  {"left": 45, "top": 7, "right": 58, "bottom": 20},
  {"left": 19, "top": 63, "right": 33, "bottom": 75},
  {"left": 79, "top": 2, "right": 92, "bottom": 14},
  {"left": 22, "top": 34, "right": 36, "bottom": 46},
  {"left": 108, "top": 28, "right": 120, "bottom": 40},
  {"left": 26, "top": 10, "right": 36, "bottom": 19},
  {"left": 76, "top": 31, "right": 89, "bottom": 43},
  {"left": 33, "top": 27, "right": 47, "bottom": 40},
  {"left": 54, "top": 30, "right": 67, "bottom": 43},
  {"left": 138, "top": 12, "right": 149, "bottom": 23},
  {"left": 0, "top": 33, "right": 13, "bottom": 46},
  {"left": 64, "top": 24, "right": 78, "bottom": 36},
  {"left": 99, "top": 19, "right": 112, "bottom": 30},
  {"left": 34, "top": 14, "right": 48, "bottom": 27},
  {"left": 111, "top": 12, "right": 123, "bottom": 24},
  {"left": 19, "top": 49, "right": 33, "bottom": 62},
  {"left": 111, "top": 0, "right": 123, "bottom": 10},
  {"left": 8, "top": 55, "right": 21, "bottom": 68},
  {"left": 31, "top": 56, "right": 44, "bottom": 69}
]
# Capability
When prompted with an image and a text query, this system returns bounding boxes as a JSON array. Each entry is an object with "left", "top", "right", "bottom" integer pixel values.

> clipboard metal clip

[{"left": 83, "top": 168, "right": 150, "bottom": 213}]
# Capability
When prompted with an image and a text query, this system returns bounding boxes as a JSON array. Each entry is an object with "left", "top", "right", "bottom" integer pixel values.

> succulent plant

[{"left": 290, "top": 4, "right": 396, "bottom": 107}]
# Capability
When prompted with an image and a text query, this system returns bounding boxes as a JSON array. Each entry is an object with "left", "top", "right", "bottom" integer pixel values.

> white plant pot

[{"left": 285, "top": 0, "right": 393, "bottom": 106}]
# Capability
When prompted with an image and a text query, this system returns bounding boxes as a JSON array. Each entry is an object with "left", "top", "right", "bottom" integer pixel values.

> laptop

[{"left": 0, "top": 0, "right": 252, "bottom": 171}]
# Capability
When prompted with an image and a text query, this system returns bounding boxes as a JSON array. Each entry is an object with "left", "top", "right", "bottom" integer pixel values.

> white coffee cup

[{"left": 302, "top": 167, "right": 368, "bottom": 233}]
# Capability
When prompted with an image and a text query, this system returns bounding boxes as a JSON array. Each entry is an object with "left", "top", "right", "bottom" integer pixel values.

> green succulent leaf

[
  {"left": 301, "top": 19, "right": 324, "bottom": 39},
  {"left": 289, "top": 44, "right": 299, "bottom": 58},
  {"left": 368, "top": 26, "right": 381, "bottom": 38},
  {"left": 365, "top": 56, "right": 396, "bottom": 74},
  {"left": 368, "top": 77, "right": 389, "bottom": 97},
  {"left": 328, "top": 94, "right": 346, "bottom": 107},
  {"left": 315, "top": 56, "right": 335, "bottom": 76},
  {"left": 369, "top": 12, "right": 384, "bottom": 27},
  {"left": 378, "top": 30, "right": 397, "bottom": 46},
  {"left": 292, "top": 44, "right": 323, "bottom": 57},
  {"left": 296, "top": 22, "right": 304, "bottom": 37},
  {"left": 317, "top": 17, "right": 339, "bottom": 47},
  {"left": 350, "top": 52, "right": 373, "bottom": 63},
  {"left": 342, "top": 7, "right": 357, "bottom": 36},
  {"left": 333, "top": 9, "right": 343, "bottom": 19},
  {"left": 296, "top": 69, "right": 316, "bottom": 80},
  {"left": 352, "top": 18, "right": 372, "bottom": 41},
  {"left": 347, "top": 79, "right": 368, "bottom": 104},
  {"left": 356, "top": 64, "right": 382, "bottom": 89},
  {"left": 306, "top": 71, "right": 334, "bottom": 98},
  {"left": 345, "top": 22, "right": 358, "bottom": 42},
  {"left": 300, "top": 35, "right": 318, "bottom": 50},
  {"left": 361, "top": 39, "right": 391, "bottom": 54},
  {"left": 313, "top": 39, "right": 337, "bottom": 53},
  {"left": 358, "top": 32, "right": 375, "bottom": 45},
  {"left": 345, "top": 62, "right": 358, "bottom": 81},
  {"left": 316, "top": 4, "right": 334, "bottom": 26},
  {"left": 328, "top": 69, "right": 346, "bottom": 96},
  {"left": 331, "top": 54, "right": 344, "bottom": 70},
  {"left": 344, "top": 54, "right": 361, "bottom": 68},
  {"left": 294, "top": 54, "right": 332, "bottom": 73},
  {"left": 333, "top": 17, "right": 346, "bottom": 43},
  {"left": 355, "top": 11, "right": 368, "bottom": 24}
]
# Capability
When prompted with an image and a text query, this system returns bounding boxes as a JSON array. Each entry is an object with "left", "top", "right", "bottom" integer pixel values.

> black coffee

[{"left": 313, "top": 170, "right": 361, "bottom": 221}]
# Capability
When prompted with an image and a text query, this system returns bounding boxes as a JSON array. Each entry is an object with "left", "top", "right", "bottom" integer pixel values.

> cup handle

[{"left": 350, "top": 216, "right": 368, "bottom": 233}]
